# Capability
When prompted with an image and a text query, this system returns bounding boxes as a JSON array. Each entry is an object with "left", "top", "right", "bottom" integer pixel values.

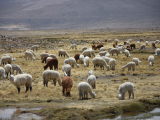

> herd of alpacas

[{"left": 0, "top": 38, "right": 160, "bottom": 100}]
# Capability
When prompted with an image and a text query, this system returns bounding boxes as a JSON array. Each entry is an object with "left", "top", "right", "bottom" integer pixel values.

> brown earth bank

[{"left": 0, "top": 29, "right": 160, "bottom": 119}]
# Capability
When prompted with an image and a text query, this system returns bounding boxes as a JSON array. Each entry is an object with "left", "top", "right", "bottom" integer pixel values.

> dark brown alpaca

[
  {"left": 105, "top": 39, "right": 107, "bottom": 42},
  {"left": 113, "top": 44, "right": 116, "bottom": 48},
  {"left": 62, "top": 76, "right": 73, "bottom": 96},
  {"left": 42, "top": 55, "right": 49, "bottom": 63},
  {"left": 152, "top": 43, "right": 156, "bottom": 48},
  {"left": 126, "top": 45, "right": 130, "bottom": 48},
  {"left": 130, "top": 44, "right": 136, "bottom": 49},
  {"left": 44, "top": 58, "right": 58, "bottom": 70},
  {"left": 124, "top": 41, "right": 126, "bottom": 45},
  {"left": 92, "top": 44, "right": 97, "bottom": 50},
  {"left": 115, "top": 41, "right": 118, "bottom": 45},
  {"left": 96, "top": 44, "right": 103, "bottom": 49},
  {"left": 74, "top": 54, "right": 80, "bottom": 62}
]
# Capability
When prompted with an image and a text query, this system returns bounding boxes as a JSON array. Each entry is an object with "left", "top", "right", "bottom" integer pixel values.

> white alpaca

[
  {"left": 50, "top": 54, "right": 58, "bottom": 59},
  {"left": 99, "top": 51, "right": 107, "bottom": 56},
  {"left": 42, "top": 70, "right": 62, "bottom": 87},
  {"left": 105, "top": 52, "right": 110, "bottom": 57},
  {"left": 4, "top": 54, "right": 16, "bottom": 61},
  {"left": 92, "top": 57, "right": 110, "bottom": 70},
  {"left": 62, "top": 64, "right": 71, "bottom": 77},
  {"left": 46, "top": 57, "right": 53, "bottom": 64},
  {"left": 137, "top": 41, "right": 140, "bottom": 46},
  {"left": 79, "top": 54, "right": 84, "bottom": 63},
  {"left": 109, "top": 58, "right": 117, "bottom": 70},
  {"left": 12, "top": 64, "right": 24, "bottom": 75},
  {"left": 102, "top": 56, "right": 111, "bottom": 64},
  {"left": 124, "top": 49, "right": 131, "bottom": 57},
  {"left": 82, "top": 46, "right": 87, "bottom": 52},
  {"left": 83, "top": 56, "right": 90, "bottom": 67},
  {"left": 26, "top": 49, "right": 36, "bottom": 57},
  {"left": 118, "top": 82, "right": 134, "bottom": 100},
  {"left": 132, "top": 58, "right": 141, "bottom": 65},
  {"left": 25, "top": 51, "right": 35, "bottom": 60},
  {"left": 122, "top": 62, "right": 135, "bottom": 71},
  {"left": 88, "top": 70, "right": 93, "bottom": 76},
  {"left": 87, "top": 71, "right": 96, "bottom": 89},
  {"left": 139, "top": 45, "right": 146, "bottom": 51},
  {"left": 40, "top": 53, "right": 49, "bottom": 60},
  {"left": 78, "top": 82, "right": 96, "bottom": 99},
  {"left": 0, "top": 56, "right": 12, "bottom": 66},
  {"left": 64, "top": 59, "right": 69, "bottom": 65},
  {"left": 30, "top": 45, "right": 39, "bottom": 51},
  {"left": 4, "top": 64, "right": 12, "bottom": 78},
  {"left": 69, "top": 44, "right": 77, "bottom": 49},
  {"left": 109, "top": 48, "right": 120, "bottom": 56},
  {"left": 0, "top": 67, "right": 6, "bottom": 80},
  {"left": 68, "top": 57, "right": 79, "bottom": 68},
  {"left": 9, "top": 74, "right": 32, "bottom": 94},
  {"left": 58, "top": 49, "right": 70, "bottom": 57},
  {"left": 148, "top": 55, "right": 154, "bottom": 66},
  {"left": 155, "top": 48, "right": 160, "bottom": 56},
  {"left": 146, "top": 41, "right": 149, "bottom": 46},
  {"left": 100, "top": 47, "right": 105, "bottom": 51}
]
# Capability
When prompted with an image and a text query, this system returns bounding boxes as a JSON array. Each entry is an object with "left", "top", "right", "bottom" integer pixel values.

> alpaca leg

[
  {"left": 25, "top": 86, "right": 29, "bottom": 93},
  {"left": 53, "top": 79, "right": 56, "bottom": 86},
  {"left": 132, "top": 91, "right": 134, "bottom": 99},
  {"left": 30, "top": 86, "right": 32, "bottom": 91},
  {"left": 62, "top": 86, "right": 65, "bottom": 95},
  {"left": 17, "top": 87, "right": 20, "bottom": 94},
  {"left": 128, "top": 91, "right": 131, "bottom": 99},
  {"left": 79, "top": 90, "right": 82, "bottom": 99}
]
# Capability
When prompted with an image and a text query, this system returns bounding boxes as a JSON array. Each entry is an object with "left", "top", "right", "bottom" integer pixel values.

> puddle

[
  {"left": 96, "top": 108, "right": 160, "bottom": 120},
  {"left": 0, "top": 107, "right": 44, "bottom": 120}
]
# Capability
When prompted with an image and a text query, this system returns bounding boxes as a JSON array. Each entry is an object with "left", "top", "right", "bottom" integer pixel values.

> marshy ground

[{"left": 0, "top": 28, "right": 160, "bottom": 119}]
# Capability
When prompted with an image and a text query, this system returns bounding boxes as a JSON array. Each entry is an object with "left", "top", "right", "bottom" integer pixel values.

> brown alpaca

[
  {"left": 96, "top": 44, "right": 103, "bottom": 49},
  {"left": 124, "top": 41, "right": 126, "bottom": 45},
  {"left": 44, "top": 58, "right": 58, "bottom": 70},
  {"left": 113, "top": 44, "right": 116, "bottom": 48},
  {"left": 74, "top": 54, "right": 80, "bottom": 62},
  {"left": 130, "top": 44, "right": 136, "bottom": 49},
  {"left": 115, "top": 41, "right": 118, "bottom": 45},
  {"left": 126, "top": 45, "right": 130, "bottom": 48},
  {"left": 42, "top": 55, "right": 49, "bottom": 63},
  {"left": 152, "top": 43, "right": 156, "bottom": 48},
  {"left": 92, "top": 44, "right": 97, "bottom": 50},
  {"left": 45, "top": 51, "right": 48, "bottom": 53},
  {"left": 62, "top": 76, "right": 73, "bottom": 96},
  {"left": 105, "top": 39, "right": 107, "bottom": 42}
]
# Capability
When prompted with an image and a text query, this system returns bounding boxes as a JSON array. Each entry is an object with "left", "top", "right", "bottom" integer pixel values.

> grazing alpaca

[
  {"left": 92, "top": 44, "right": 97, "bottom": 50},
  {"left": 44, "top": 58, "right": 58, "bottom": 70},
  {"left": 62, "top": 76, "right": 73, "bottom": 96},
  {"left": 130, "top": 44, "right": 136, "bottom": 49},
  {"left": 96, "top": 44, "right": 103, "bottom": 49},
  {"left": 118, "top": 82, "right": 134, "bottom": 100},
  {"left": 42, "top": 55, "right": 50, "bottom": 63},
  {"left": 152, "top": 43, "right": 156, "bottom": 49},
  {"left": 74, "top": 54, "right": 80, "bottom": 62}
]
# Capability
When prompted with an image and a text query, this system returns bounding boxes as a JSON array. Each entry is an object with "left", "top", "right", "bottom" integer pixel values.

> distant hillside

[{"left": 0, "top": 0, "right": 160, "bottom": 30}]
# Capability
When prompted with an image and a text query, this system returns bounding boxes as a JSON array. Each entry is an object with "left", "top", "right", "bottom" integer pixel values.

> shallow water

[
  {"left": 97, "top": 108, "right": 160, "bottom": 120},
  {"left": 0, "top": 107, "right": 43, "bottom": 120}
]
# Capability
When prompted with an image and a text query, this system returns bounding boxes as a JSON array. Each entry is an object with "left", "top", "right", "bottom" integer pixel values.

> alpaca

[
  {"left": 62, "top": 76, "right": 73, "bottom": 96},
  {"left": 44, "top": 58, "right": 58, "bottom": 70}
]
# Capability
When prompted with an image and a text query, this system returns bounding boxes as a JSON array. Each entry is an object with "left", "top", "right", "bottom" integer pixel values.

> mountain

[{"left": 0, "top": 0, "right": 160, "bottom": 30}]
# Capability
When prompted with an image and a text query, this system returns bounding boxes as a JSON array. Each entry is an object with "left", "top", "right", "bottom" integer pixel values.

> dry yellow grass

[{"left": 0, "top": 30, "right": 160, "bottom": 112}]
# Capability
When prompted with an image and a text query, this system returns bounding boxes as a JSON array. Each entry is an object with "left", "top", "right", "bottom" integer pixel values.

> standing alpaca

[
  {"left": 78, "top": 82, "right": 96, "bottom": 99},
  {"left": 148, "top": 55, "right": 154, "bottom": 66},
  {"left": 62, "top": 76, "right": 73, "bottom": 96},
  {"left": 74, "top": 54, "right": 80, "bottom": 62},
  {"left": 68, "top": 57, "right": 79, "bottom": 68},
  {"left": 58, "top": 49, "right": 70, "bottom": 57},
  {"left": 44, "top": 58, "right": 58, "bottom": 70},
  {"left": 4, "top": 64, "right": 12, "bottom": 78},
  {"left": 118, "top": 82, "right": 134, "bottom": 100},
  {"left": 109, "top": 58, "right": 117, "bottom": 70},
  {"left": 132, "top": 58, "right": 141, "bottom": 65},
  {"left": 83, "top": 56, "right": 90, "bottom": 67},
  {"left": 87, "top": 70, "right": 96, "bottom": 89},
  {"left": 139, "top": 45, "right": 146, "bottom": 51},
  {"left": 9, "top": 74, "right": 32, "bottom": 94},
  {"left": 130, "top": 44, "right": 136, "bottom": 49},
  {"left": 92, "top": 57, "right": 110, "bottom": 70},
  {"left": 42, "top": 70, "right": 62, "bottom": 87},
  {"left": 69, "top": 44, "right": 77, "bottom": 49},
  {"left": 12, "top": 64, "right": 24, "bottom": 75},
  {"left": 62, "top": 64, "right": 71, "bottom": 76},
  {"left": 0, "top": 56, "right": 12, "bottom": 65},
  {"left": 25, "top": 51, "right": 35, "bottom": 60},
  {"left": 122, "top": 62, "right": 135, "bottom": 71}
]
